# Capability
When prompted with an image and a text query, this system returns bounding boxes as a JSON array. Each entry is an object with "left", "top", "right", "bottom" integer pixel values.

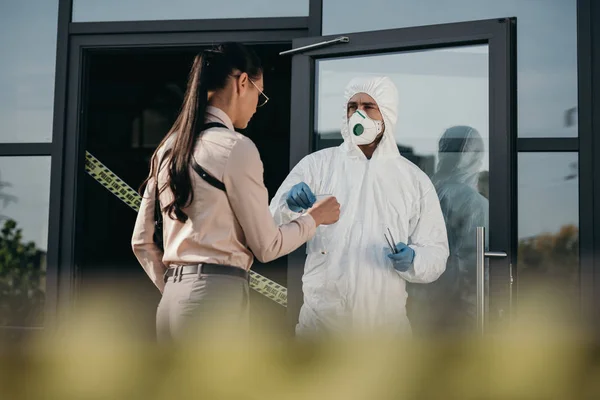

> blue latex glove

[
  {"left": 387, "top": 242, "right": 415, "bottom": 272},
  {"left": 286, "top": 182, "right": 316, "bottom": 213}
]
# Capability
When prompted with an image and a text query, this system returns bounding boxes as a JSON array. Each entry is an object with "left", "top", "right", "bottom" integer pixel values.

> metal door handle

[
  {"left": 279, "top": 37, "right": 350, "bottom": 56},
  {"left": 476, "top": 227, "right": 507, "bottom": 334},
  {"left": 485, "top": 251, "right": 508, "bottom": 258}
]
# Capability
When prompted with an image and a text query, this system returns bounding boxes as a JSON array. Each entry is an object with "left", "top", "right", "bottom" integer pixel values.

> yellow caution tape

[
  {"left": 85, "top": 153, "right": 142, "bottom": 211},
  {"left": 249, "top": 273, "right": 288, "bottom": 307},
  {"left": 84, "top": 151, "right": 288, "bottom": 307}
]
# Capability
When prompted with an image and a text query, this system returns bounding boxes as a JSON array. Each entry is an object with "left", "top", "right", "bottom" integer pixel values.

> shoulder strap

[
  {"left": 190, "top": 122, "right": 229, "bottom": 193},
  {"left": 191, "top": 159, "right": 226, "bottom": 192},
  {"left": 153, "top": 151, "right": 170, "bottom": 252},
  {"left": 153, "top": 188, "right": 164, "bottom": 251},
  {"left": 203, "top": 121, "right": 229, "bottom": 130},
  {"left": 153, "top": 123, "right": 228, "bottom": 249}
]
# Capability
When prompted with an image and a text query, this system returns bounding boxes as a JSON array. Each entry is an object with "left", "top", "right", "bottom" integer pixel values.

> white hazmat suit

[{"left": 270, "top": 76, "right": 449, "bottom": 335}]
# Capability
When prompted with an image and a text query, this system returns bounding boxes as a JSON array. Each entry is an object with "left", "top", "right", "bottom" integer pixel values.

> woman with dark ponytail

[{"left": 132, "top": 42, "right": 340, "bottom": 341}]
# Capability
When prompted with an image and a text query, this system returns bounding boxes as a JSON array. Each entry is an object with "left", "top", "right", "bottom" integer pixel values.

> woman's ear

[{"left": 236, "top": 72, "right": 249, "bottom": 94}]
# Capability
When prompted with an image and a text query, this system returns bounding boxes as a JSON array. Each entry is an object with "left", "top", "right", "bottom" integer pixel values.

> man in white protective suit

[{"left": 269, "top": 76, "right": 449, "bottom": 335}]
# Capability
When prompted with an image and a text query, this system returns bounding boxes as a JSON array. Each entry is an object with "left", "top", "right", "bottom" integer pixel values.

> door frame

[
  {"left": 286, "top": 18, "right": 517, "bottom": 332},
  {"left": 49, "top": 26, "right": 311, "bottom": 324}
]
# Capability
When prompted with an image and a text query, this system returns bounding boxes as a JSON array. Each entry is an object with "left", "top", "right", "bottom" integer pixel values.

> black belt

[{"left": 165, "top": 263, "right": 249, "bottom": 281}]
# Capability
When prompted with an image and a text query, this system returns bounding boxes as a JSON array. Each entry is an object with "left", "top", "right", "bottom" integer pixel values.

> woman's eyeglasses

[
  {"left": 249, "top": 79, "right": 269, "bottom": 107},
  {"left": 229, "top": 74, "right": 269, "bottom": 107}
]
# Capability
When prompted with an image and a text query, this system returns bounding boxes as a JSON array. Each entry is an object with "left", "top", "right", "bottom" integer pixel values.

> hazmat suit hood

[
  {"left": 431, "top": 126, "right": 485, "bottom": 188},
  {"left": 340, "top": 76, "right": 401, "bottom": 159}
]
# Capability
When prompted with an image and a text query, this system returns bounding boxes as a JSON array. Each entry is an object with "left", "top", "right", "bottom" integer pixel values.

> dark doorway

[{"left": 78, "top": 44, "right": 292, "bottom": 338}]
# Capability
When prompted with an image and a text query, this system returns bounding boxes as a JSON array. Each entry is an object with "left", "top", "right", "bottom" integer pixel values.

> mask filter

[{"left": 348, "top": 110, "right": 383, "bottom": 145}]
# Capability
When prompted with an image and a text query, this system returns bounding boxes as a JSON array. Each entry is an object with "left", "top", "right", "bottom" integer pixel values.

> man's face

[{"left": 347, "top": 92, "right": 384, "bottom": 121}]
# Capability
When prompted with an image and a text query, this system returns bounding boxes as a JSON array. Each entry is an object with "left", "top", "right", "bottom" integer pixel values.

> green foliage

[
  {"left": 0, "top": 219, "right": 45, "bottom": 327},
  {"left": 518, "top": 225, "right": 579, "bottom": 280},
  {"left": 518, "top": 225, "right": 579, "bottom": 309}
]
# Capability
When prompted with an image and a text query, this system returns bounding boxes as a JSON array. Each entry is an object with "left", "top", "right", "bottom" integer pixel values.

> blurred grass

[{"left": 1, "top": 288, "right": 599, "bottom": 400}]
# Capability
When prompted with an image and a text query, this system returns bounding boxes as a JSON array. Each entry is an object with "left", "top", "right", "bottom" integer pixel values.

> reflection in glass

[
  {"left": 314, "top": 46, "right": 489, "bottom": 335},
  {"left": 0, "top": 157, "right": 51, "bottom": 327},
  {"left": 478, "top": 171, "right": 489, "bottom": 199},
  {"left": 407, "top": 127, "right": 489, "bottom": 333},
  {"left": 72, "top": 0, "right": 309, "bottom": 21},
  {"left": 315, "top": 46, "right": 489, "bottom": 169},
  {"left": 323, "top": 0, "right": 578, "bottom": 138},
  {"left": 0, "top": 0, "right": 58, "bottom": 142},
  {"left": 517, "top": 153, "right": 579, "bottom": 308}
]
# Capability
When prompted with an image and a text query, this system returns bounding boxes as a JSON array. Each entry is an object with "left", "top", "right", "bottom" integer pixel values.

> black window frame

[
  {"left": 578, "top": 0, "right": 598, "bottom": 327},
  {"left": 4, "top": 0, "right": 599, "bottom": 335}
]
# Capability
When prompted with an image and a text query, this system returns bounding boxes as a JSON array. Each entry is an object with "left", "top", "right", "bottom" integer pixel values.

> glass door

[{"left": 286, "top": 18, "right": 516, "bottom": 335}]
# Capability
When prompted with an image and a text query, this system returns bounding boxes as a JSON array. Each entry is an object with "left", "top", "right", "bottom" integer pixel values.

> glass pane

[
  {"left": 72, "top": 0, "right": 309, "bottom": 22},
  {"left": 314, "top": 45, "right": 489, "bottom": 334},
  {"left": 0, "top": 157, "right": 51, "bottom": 327},
  {"left": 0, "top": 0, "right": 58, "bottom": 143},
  {"left": 323, "top": 0, "right": 578, "bottom": 138},
  {"left": 518, "top": 153, "right": 579, "bottom": 311}
]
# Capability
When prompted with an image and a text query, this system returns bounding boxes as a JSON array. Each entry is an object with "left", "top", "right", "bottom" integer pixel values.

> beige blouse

[{"left": 131, "top": 106, "right": 316, "bottom": 291}]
